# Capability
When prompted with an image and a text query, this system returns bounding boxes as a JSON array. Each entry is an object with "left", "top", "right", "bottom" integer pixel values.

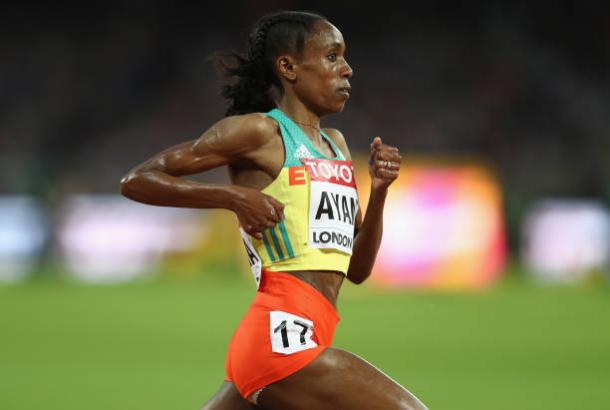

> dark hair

[{"left": 210, "top": 11, "right": 326, "bottom": 116}]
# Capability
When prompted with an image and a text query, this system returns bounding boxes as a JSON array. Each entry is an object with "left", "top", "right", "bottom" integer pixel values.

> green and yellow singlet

[{"left": 240, "top": 108, "right": 360, "bottom": 287}]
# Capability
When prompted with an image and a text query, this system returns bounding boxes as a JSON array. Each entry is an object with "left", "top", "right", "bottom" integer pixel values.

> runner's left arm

[
  {"left": 348, "top": 137, "right": 401, "bottom": 284},
  {"left": 326, "top": 130, "right": 401, "bottom": 284}
]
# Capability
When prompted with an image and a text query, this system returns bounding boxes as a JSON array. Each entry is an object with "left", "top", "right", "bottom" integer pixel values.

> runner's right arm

[{"left": 120, "top": 114, "right": 284, "bottom": 239}]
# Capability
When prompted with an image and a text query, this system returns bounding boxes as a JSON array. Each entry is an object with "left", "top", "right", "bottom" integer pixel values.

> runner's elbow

[
  {"left": 347, "top": 272, "right": 368, "bottom": 285},
  {"left": 120, "top": 171, "right": 137, "bottom": 198},
  {"left": 120, "top": 170, "right": 151, "bottom": 202}
]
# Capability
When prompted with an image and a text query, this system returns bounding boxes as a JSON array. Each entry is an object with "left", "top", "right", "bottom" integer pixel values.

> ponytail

[{"left": 210, "top": 11, "right": 326, "bottom": 117}]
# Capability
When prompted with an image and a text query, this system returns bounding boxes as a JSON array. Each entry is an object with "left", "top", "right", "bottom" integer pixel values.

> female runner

[{"left": 121, "top": 10, "right": 427, "bottom": 410}]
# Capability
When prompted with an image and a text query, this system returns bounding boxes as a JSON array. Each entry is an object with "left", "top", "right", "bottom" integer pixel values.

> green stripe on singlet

[
  {"left": 261, "top": 231, "right": 276, "bottom": 262},
  {"left": 269, "top": 227, "right": 285, "bottom": 260},
  {"left": 278, "top": 220, "right": 295, "bottom": 258}
]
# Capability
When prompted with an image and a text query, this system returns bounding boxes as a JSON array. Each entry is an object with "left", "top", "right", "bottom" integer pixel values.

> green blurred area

[{"left": 1, "top": 271, "right": 609, "bottom": 410}]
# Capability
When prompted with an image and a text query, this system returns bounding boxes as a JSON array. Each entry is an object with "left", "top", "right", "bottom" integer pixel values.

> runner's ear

[{"left": 276, "top": 55, "right": 297, "bottom": 81}]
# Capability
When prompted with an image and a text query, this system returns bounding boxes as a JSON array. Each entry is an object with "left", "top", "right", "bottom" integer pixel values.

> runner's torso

[{"left": 228, "top": 108, "right": 359, "bottom": 308}]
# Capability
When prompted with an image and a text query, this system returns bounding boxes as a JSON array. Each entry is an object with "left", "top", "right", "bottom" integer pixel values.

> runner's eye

[{"left": 327, "top": 53, "right": 337, "bottom": 62}]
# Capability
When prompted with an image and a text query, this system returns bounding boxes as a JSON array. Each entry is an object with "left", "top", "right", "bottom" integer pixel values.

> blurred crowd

[{"left": 1, "top": 1, "right": 609, "bottom": 247}]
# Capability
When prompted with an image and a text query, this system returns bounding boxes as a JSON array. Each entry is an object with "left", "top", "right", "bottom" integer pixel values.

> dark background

[
  {"left": 1, "top": 4, "right": 610, "bottom": 409},
  {"left": 2, "top": 1, "right": 609, "bottom": 247}
]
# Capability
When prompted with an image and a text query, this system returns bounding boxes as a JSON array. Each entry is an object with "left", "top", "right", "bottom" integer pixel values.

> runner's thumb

[{"left": 371, "top": 136, "right": 382, "bottom": 149}]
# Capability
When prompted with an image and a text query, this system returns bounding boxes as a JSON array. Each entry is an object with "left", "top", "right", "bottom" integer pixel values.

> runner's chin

[{"left": 334, "top": 92, "right": 349, "bottom": 112}]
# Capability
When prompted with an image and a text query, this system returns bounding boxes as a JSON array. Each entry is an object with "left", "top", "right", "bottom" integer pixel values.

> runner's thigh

[
  {"left": 201, "top": 381, "right": 258, "bottom": 410},
  {"left": 258, "top": 347, "right": 427, "bottom": 410}
]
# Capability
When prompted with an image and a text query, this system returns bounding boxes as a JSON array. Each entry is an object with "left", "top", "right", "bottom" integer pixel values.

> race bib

[
  {"left": 301, "top": 158, "right": 359, "bottom": 254},
  {"left": 269, "top": 311, "right": 317, "bottom": 354},
  {"left": 239, "top": 227, "right": 262, "bottom": 288}
]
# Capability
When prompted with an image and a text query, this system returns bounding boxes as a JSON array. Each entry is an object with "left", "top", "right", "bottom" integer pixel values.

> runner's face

[{"left": 294, "top": 21, "right": 353, "bottom": 114}]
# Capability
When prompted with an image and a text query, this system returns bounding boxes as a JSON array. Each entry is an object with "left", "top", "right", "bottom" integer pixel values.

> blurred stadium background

[{"left": 1, "top": 1, "right": 609, "bottom": 409}]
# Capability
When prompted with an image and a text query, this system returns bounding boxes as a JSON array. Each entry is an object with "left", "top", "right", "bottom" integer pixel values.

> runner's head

[{"left": 211, "top": 11, "right": 353, "bottom": 116}]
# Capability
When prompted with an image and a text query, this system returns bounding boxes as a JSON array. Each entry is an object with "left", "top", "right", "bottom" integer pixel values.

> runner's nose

[{"left": 341, "top": 60, "right": 353, "bottom": 79}]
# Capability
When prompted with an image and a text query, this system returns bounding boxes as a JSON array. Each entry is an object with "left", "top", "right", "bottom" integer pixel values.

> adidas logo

[{"left": 295, "top": 144, "right": 312, "bottom": 159}]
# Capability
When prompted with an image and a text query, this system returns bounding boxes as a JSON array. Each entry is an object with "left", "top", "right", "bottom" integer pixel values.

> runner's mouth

[{"left": 337, "top": 86, "right": 351, "bottom": 97}]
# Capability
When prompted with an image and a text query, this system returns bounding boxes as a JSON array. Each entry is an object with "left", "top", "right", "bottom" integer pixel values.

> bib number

[
  {"left": 302, "top": 159, "right": 359, "bottom": 254},
  {"left": 269, "top": 311, "right": 317, "bottom": 354}
]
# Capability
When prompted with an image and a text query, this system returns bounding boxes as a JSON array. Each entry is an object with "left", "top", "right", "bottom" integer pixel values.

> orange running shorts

[{"left": 224, "top": 269, "right": 340, "bottom": 399}]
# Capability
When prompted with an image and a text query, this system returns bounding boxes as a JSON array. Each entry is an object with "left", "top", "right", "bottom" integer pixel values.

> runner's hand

[
  {"left": 368, "top": 136, "right": 401, "bottom": 192},
  {"left": 230, "top": 186, "right": 284, "bottom": 240}
]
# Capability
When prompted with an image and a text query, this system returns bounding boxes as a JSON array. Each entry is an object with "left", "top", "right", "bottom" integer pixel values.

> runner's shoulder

[
  {"left": 218, "top": 113, "right": 278, "bottom": 146},
  {"left": 322, "top": 128, "right": 351, "bottom": 160}
]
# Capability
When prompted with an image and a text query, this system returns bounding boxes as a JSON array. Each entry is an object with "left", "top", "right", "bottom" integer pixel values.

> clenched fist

[
  {"left": 229, "top": 186, "right": 285, "bottom": 240},
  {"left": 368, "top": 136, "right": 401, "bottom": 192}
]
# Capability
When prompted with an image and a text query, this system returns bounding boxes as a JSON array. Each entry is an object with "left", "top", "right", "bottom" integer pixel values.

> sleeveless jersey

[{"left": 240, "top": 108, "right": 360, "bottom": 287}]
